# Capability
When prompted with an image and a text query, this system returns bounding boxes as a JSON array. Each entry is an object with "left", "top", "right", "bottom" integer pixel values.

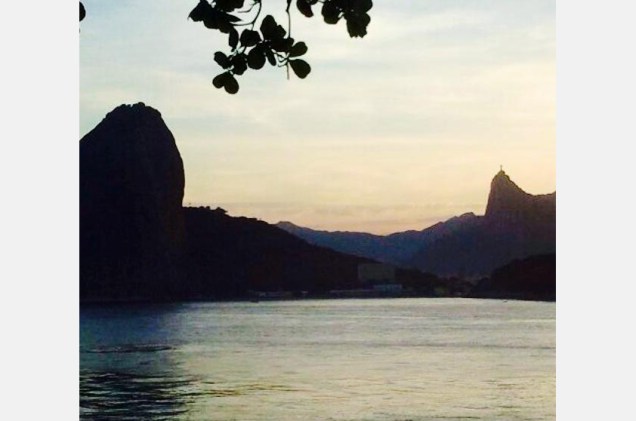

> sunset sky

[{"left": 80, "top": 0, "right": 555, "bottom": 234}]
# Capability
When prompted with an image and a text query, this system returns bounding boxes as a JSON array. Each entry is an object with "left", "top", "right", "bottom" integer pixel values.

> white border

[{"left": 1, "top": 2, "right": 78, "bottom": 419}]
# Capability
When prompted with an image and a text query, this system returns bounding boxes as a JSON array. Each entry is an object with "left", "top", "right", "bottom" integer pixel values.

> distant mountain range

[
  {"left": 276, "top": 212, "right": 479, "bottom": 267},
  {"left": 277, "top": 170, "right": 555, "bottom": 278}
]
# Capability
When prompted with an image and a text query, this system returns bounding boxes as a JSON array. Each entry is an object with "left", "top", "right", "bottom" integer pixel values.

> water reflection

[
  {"left": 80, "top": 370, "right": 195, "bottom": 420},
  {"left": 80, "top": 304, "right": 195, "bottom": 420},
  {"left": 80, "top": 369, "right": 304, "bottom": 420}
]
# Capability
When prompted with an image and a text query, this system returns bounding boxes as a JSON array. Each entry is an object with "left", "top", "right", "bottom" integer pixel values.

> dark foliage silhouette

[
  {"left": 191, "top": 0, "right": 373, "bottom": 93},
  {"left": 80, "top": 1, "right": 373, "bottom": 94}
]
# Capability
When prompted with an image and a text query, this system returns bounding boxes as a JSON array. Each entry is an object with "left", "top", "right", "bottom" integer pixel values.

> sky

[{"left": 80, "top": 0, "right": 555, "bottom": 234}]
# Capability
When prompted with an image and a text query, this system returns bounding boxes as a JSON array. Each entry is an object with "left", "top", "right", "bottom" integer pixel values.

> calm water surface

[{"left": 80, "top": 298, "right": 555, "bottom": 420}]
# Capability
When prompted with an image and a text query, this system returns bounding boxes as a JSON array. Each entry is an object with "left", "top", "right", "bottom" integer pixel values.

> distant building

[
  {"left": 358, "top": 263, "right": 402, "bottom": 295},
  {"left": 372, "top": 283, "right": 403, "bottom": 294},
  {"left": 248, "top": 290, "right": 295, "bottom": 300},
  {"left": 358, "top": 263, "right": 396, "bottom": 284},
  {"left": 329, "top": 289, "right": 377, "bottom": 298}
]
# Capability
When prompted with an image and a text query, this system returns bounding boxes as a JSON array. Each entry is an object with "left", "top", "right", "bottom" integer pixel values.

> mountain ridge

[
  {"left": 275, "top": 212, "right": 480, "bottom": 266},
  {"left": 277, "top": 170, "right": 555, "bottom": 277}
]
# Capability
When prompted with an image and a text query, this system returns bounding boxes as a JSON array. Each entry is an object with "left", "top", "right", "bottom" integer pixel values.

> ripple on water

[
  {"left": 80, "top": 371, "right": 196, "bottom": 419},
  {"left": 80, "top": 370, "right": 304, "bottom": 419},
  {"left": 82, "top": 344, "right": 174, "bottom": 354}
]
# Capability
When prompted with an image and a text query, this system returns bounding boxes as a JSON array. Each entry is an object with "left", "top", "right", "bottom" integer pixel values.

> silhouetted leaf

[
  {"left": 351, "top": 0, "right": 373, "bottom": 13},
  {"left": 202, "top": 9, "right": 220, "bottom": 29},
  {"left": 214, "top": 51, "right": 230, "bottom": 68},
  {"left": 216, "top": 0, "right": 245, "bottom": 12},
  {"left": 229, "top": 28, "right": 239, "bottom": 48},
  {"left": 189, "top": 0, "right": 212, "bottom": 22},
  {"left": 261, "top": 15, "right": 286, "bottom": 40},
  {"left": 80, "top": 2, "right": 86, "bottom": 21},
  {"left": 201, "top": 8, "right": 240, "bottom": 32},
  {"left": 212, "top": 72, "right": 230, "bottom": 89},
  {"left": 247, "top": 46, "right": 266, "bottom": 69},
  {"left": 322, "top": 2, "right": 341, "bottom": 24},
  {"left": 265, "top": 48, "right": 277, "bottom": 66},
  {"left": 345, "top": 12, "right": 370, "bottom": 38},
  {"left": 290, "top": 42, "right": 308, "bottom": 57},
  {"left": 240, "top": 30, "right": 261, "bottom": 47},
  {"left": 296, "top": 0, "right": 313, "bottom": 18},
  {"left": 290, "top": 59, "right": 311, "bottom": 79},
  {"left": 217, "top": 12, "right": 240, "bottom": 33},
  {"left": 224, "top": 74, "right": 239, "bottom": 94},
  {"left": 215, "top": 0, "right": 231, "bottom": 12},
  {"left": 260, "top": 15, "right": 278, "bottom": 39},
  {"left": 270, "top": 36, "right": 294, "bottom": 53},
  {"left": 225, "top": 13, "right": 241, "bottom": 23},
  {"left": 231, "top": 53, "right": 248, "bottom": 75}
]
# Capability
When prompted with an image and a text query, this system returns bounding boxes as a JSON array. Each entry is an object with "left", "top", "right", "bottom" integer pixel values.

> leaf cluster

[
  {"left": 298, "top": 0, "right": 372, "bottom": 38},
  {"left": 188, "top": 0, "right": 373, "bottom": 94},
  {"left": 189, "top": 0, "right": 243, "bottom": 33},
  {"left": 80, "top": 1, "right": 372, "bottom": 93}
]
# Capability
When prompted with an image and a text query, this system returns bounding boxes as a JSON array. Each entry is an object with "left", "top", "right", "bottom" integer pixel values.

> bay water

[{"left": 80, "top": 298, "right": 555, "bottom": 420}]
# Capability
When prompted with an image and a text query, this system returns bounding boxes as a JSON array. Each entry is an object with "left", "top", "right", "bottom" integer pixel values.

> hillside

[
  {"left": 469, "top": 254, "right": 556, "bottom": 301},
  {"left": 276, "top": 212, "right": 479, "bottom": 266},
  {"left": 80, "top": 103, "right": 444, "bottom": 302}
]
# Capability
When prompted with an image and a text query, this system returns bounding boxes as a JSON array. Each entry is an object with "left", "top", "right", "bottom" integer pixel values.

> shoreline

[{"left": 79, "top": 294, "right": 556, "bottom": 306}]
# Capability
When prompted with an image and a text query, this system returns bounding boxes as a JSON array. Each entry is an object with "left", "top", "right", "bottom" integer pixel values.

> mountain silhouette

[
  {"left": 408, "top": 170, "right": 555, "bottom": 277},
  {"left": 80, "top": 103, "right": 442, "bottom": 302},
  {"left": 276, "top": 212, "right": 478, "bottom": 265},
  {"left": 80, "top": 103, "right": 185, "bottom": 300},
  {"left": 485, "top": 169, "right": 556, "bottom": 228},
  {"left": 278, "top": 169, "right": 555, "bottom": 278},
  {"left": 470, "top": 253, "right": 556, "bottom": 301}
]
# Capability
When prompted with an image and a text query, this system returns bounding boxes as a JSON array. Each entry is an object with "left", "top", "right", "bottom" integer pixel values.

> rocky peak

[
  {"left": 98, "top": 102, "right": 163, "bottom": 132},
  {"left": 485, "top": 169, "right": 532, "bottom": 220},
  {"left": 80, "top": 102, "right": 185, "bottom": 217},
  {"left": 80, "top": 103, "right": 185, "bottom": 299}
]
